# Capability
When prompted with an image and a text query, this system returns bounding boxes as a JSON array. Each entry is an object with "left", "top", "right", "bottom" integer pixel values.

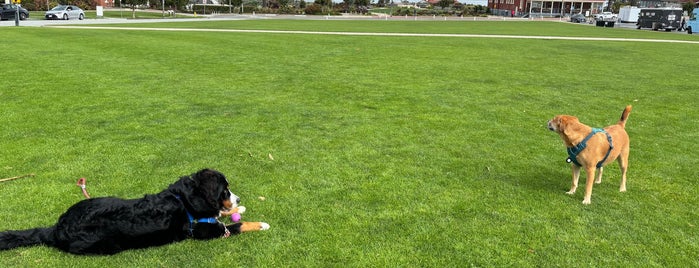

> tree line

[{"left": 19, "top": 0, "right": 489, "bottom": 17}]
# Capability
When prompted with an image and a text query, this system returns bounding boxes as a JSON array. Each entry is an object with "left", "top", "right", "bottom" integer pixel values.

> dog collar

[
  {"left": 566, "top": 128, "right": 613, "bottom": 168},
  {"left": 196, "top": 217, "right": 218, "bottom": 224},
  {"left": 184, "top": 211, "right": 218, "bottom": 224}
]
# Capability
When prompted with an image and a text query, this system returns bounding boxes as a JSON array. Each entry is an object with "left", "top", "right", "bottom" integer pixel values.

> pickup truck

[{"left": 595, "top": 12, "right": 618, "bottom": 21}]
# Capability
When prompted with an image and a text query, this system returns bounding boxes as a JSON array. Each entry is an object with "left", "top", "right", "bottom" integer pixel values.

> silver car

[{"left": 45, "top": 5, "right": 85, "bottom": 20}]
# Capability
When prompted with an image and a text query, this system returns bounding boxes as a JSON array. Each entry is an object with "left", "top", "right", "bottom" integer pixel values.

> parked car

[
  {"left": 595, "top": 11, "right": 618, "bottom": 21},
  {"left": 45, "top": 5, "right": 85, "bottom": 20},
  {"left": 569, "top": 13, "right": 587, "bottom": 23},
  {"left": 0, "top": 4, "right": 29, "bottom": 21}
]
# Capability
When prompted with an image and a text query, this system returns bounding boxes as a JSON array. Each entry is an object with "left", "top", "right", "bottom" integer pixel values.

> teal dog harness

[{"left": 566, "top": 128, "right": 613, "bottom": 168}]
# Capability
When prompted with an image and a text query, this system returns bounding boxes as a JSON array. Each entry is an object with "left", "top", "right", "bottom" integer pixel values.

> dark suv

[{"left": 0, "top": 4, "right": 29, "bottom": 21}]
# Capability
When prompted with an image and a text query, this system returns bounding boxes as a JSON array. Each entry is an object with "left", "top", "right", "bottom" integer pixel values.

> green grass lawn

[
  {"left": 0, "top": 20, "right": 697, "bottom": 266},
  {"left": 89, "top": 19, "right": 699, "bottom": 41}
]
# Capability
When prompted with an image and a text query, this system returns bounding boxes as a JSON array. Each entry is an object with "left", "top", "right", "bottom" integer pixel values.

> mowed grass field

[{"left": 0, "top": 20, "right": 698, "bottom": 266}]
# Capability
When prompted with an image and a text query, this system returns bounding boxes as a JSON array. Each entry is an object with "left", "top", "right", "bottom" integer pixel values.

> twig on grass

[{"left": 0, "top": 173, "right": 35, "bottom": 183}]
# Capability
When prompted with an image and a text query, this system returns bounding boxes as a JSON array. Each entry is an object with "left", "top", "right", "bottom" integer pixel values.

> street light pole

[{"left": 14, "top": 3, "right": 19, "bottom": 26}]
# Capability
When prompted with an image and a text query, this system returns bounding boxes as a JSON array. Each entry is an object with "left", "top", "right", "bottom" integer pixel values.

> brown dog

[{"left": 547, "top": 106, "right": 632, "bottom": 204}]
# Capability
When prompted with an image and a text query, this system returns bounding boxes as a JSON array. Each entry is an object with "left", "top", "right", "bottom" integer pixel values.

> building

[
  {"left": 489, "top": 0, "right": 691, "bottom": 17},
  {"left": 489, "top": 0, "right": 607, "bottom": 17}
]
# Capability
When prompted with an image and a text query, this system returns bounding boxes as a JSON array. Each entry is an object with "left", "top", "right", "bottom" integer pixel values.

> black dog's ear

[
  {"left": 168, "top": 173, "right": 197, "bottom": 196},
  {"left": 192, "top": 169, "right": 228, "bottom": 190},
  {"left": 188, "top": 169, "right": 227, "bottom": 216},
  {"left": 167, "top": 169, "right": 227, "bottom": 218},
  {"left": 194, "top": 169, "right": 219, "bottom": 182}
]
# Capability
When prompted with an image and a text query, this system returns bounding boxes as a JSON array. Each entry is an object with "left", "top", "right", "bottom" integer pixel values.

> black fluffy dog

[{"left": 0, "top": 169, "right": 269, "bottom": 255}]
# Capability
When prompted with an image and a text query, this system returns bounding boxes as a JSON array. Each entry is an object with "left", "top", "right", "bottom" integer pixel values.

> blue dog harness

[
  {"left": 566, "top": 128, "right": 613, "bottom": 169},
  {"left": 174, "top": 195, "right": 219, "bottom": 236}
]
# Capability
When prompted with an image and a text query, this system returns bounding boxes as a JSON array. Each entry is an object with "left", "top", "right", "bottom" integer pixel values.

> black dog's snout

[{"left": 236, "top": 197, "right": 241, "bottom": 204}]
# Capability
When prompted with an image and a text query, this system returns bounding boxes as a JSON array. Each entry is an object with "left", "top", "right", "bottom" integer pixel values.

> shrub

[{"left": 304, "top": 3, "right": 323, "bottom": 15}]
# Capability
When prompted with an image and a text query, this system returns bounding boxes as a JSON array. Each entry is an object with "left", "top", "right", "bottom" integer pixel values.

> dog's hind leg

[
  {"left": 567, "top": 165, "right": 581, "bottom": 195},
  {"left": 595, "top": 167, "right": 604, "bottom": 184},
  {"left": 618, "top": 150, "right": 629, "bottom": 192},
  {"left": 0, "top": 227, "right": 55, "bottom": 250}
]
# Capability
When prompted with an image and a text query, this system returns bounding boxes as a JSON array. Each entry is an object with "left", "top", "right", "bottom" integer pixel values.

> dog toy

[
  {"left": 231, "top": 213, "right": 241, "bottom": 222},
  {"left": 77, "top": 177, "right": 91, "bottom": 199}
]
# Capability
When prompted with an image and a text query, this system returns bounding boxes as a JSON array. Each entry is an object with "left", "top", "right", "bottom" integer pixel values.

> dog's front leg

[
  {"left": 567, "top": 164, "right": 581, "bottom": 195},
  {"left": 240, "top": 222, "right": 271, "bottom": 232},
  {"left": 226, "top": 222, "right": 271, "bottom": 235},
  {"left": 595, "top": 167, "right": 604, "bottom": 184},
  {"left": 582, "top": 166, "right": 597, "bottom": 205},
  {"left": 220, "top": 206, "right": 246, "bottom": 216}
]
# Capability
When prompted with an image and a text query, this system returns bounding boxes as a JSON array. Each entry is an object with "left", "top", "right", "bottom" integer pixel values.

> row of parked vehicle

[
  {"left": 568, "top": 12, "right": 619, "bottom": 24},
  {"left": 0, "top": 4, "right": 85, "bottom": 21}
]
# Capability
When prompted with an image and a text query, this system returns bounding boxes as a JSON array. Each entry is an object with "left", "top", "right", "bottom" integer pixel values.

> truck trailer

[
  {"left": 619, "top": 6, "right": 641, "bottom": 23},
  {"left": 636, "top": 8, "right": 683, "bottom": 31}
]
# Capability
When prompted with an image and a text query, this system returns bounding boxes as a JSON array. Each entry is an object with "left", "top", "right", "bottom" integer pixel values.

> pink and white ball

[{"left": 231, "top": 213, "right": 241, "bottom": 222}]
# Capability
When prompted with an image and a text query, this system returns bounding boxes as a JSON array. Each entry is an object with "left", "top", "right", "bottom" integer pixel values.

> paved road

[
  {"left": 3, "top": 15, "right": 698, "bottom": 44},
  {"left": 0, "top": 17, "right": 216, "bottom": 27}
]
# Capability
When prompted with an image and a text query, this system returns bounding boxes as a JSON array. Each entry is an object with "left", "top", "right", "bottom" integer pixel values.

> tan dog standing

[{"left": 547, "top": 106, "right": 632, "bottom": 204}]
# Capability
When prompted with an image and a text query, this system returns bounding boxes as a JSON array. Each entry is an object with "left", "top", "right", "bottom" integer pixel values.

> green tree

[
  {"left": 123, "top": 0, "right": 147, "bottom": 18},
  {"left": 155, "top": 0, "right": 189, "bottom": 12},
  {"left": 171, "top": 0, "right": 190, "bottom": 11},
  {"left": 437, "top": 0, "right": 454, "bottom": 9},
  {"left": 683, "top": 0, "right": 695, "bottom": 14}
]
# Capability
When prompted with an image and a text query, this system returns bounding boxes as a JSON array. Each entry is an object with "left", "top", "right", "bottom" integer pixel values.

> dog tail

[
  {"left": 617, "top": 105, "right": 632, "bottom": 128},
  {"left": 0, "top": 227, "right": 55, "bottom": 251}
]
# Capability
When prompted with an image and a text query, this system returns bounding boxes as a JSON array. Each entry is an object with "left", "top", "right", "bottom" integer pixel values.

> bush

[
  {"left": 192, "top": 5, "right": 230, "bottom": 14},
  {"left": 392, "top": 5, "right": 489, "bottom": 17},
  {"left": 304, "top": 3, "right": 323, "bottom": 15},
  {"left": 277, "top": 5, "right": 296, "bottom": 14},
  {"left": 18, "top": 0, "right": 89, "bottom": 11},
  {"left": 462, "top": 4, "right": 489, "bottom": 16},
  {"left": 242, "top": 5, "right": 259, "bottom": 13}
]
